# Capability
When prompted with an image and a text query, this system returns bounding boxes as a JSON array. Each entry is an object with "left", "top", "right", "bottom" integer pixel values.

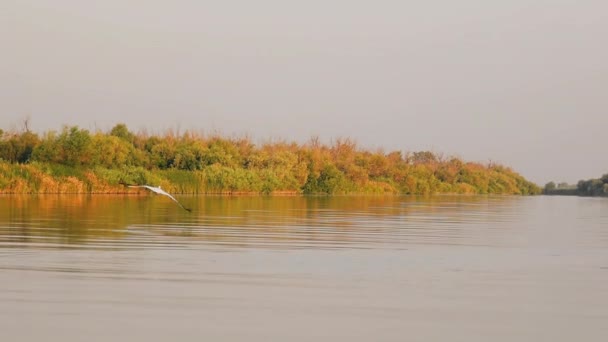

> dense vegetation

[
  {"left": 544, "top": 174, "right": 608, "bottom": 197},
  {"left": 0, "top": 123, "right": 540, "bottom": 195}
]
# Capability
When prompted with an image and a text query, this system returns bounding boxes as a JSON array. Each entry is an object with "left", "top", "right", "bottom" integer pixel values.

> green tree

[
  {"left": 32, "top": 131, "right": 61, "bottom": 163},
  {"left": 410, "top": 151, "right": 437, "bottom": 164},
  {"left": 91, "top": 134, "right": 135, "bottom": 168},
  {"left": 59, "top": 126, "right": 93, "bottom": 166},
  {"left": 316, "top": 164, "right": 349, "bottom": 194},
  {"left": 109, "top": 123, "right": 135, "bottom": 143},
  {"left": 0, "top": 131, "right": 40, "bottom": 163},
  {"left": 201, "top": 138, "right": 241, "bottom": 167}
]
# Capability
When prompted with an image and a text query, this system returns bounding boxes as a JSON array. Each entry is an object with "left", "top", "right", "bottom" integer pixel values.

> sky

[{"left": 1, "top": 0, "right": 606, "bottom": 185}]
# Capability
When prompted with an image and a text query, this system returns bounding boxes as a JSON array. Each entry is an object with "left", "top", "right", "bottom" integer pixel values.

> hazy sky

[{"left": 1, "top": 1, "right": 606, "bottom": 184}]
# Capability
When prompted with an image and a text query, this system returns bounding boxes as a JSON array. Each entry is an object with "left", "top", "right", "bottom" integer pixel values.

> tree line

[
  {"left": 0, "top": 123, "right": 541, "bottom": 195},
  {"left": 544, "top": 174, "right": 608, "bottom": 197}
]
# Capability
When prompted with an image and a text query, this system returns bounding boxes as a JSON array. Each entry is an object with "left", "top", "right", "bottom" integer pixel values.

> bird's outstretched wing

[
  {"left": 126, "top": 184, "right": 192, "bottom": 212},
  {"left": 130, "top": 185, "right": 158, "bottom": 193},
  {"left": 158, "top": 190, "right": 192, "bottom": 212}
]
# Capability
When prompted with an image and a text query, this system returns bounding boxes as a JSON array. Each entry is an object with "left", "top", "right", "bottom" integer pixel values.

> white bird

[{"left": 128, "top": 185, "right": 192, "bottom": 212}]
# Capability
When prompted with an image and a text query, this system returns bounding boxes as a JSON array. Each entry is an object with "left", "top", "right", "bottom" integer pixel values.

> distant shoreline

[{"left": 543, "top": 174, "right": 608, "bottom": 197}]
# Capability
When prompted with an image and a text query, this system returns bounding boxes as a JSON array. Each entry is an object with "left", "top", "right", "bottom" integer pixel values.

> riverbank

[
  {"left": 0, "top": 161, "right": 539, "bottom": 195},
  {"left": 0, "top": 124, "right": 540, "bottom": 195}
]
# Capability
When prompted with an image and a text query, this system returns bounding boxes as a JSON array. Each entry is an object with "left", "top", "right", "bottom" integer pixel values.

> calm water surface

[{"left": 1, "top": 195, "right": 607, "bottom": 341}]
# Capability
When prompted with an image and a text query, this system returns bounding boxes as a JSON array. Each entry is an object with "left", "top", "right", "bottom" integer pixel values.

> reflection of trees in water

[
  {"left": 138, "top": 195, "right": 520, "bottom": 248},
  {"left": 0, "top": 195, "right": 132, "bottom": 246},
  {"left": 0, "top": 195, "right": 520, "bottom": 248}
]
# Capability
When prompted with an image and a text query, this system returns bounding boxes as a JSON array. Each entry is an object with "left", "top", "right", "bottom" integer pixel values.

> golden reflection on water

[{"left": 0, "top": 195, "right": 524, "bottom": 249}]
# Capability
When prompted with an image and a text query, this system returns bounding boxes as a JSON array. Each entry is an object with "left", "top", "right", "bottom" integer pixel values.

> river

[{"left": 1, "top": 195, "right": 607, "bottom": 341}]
